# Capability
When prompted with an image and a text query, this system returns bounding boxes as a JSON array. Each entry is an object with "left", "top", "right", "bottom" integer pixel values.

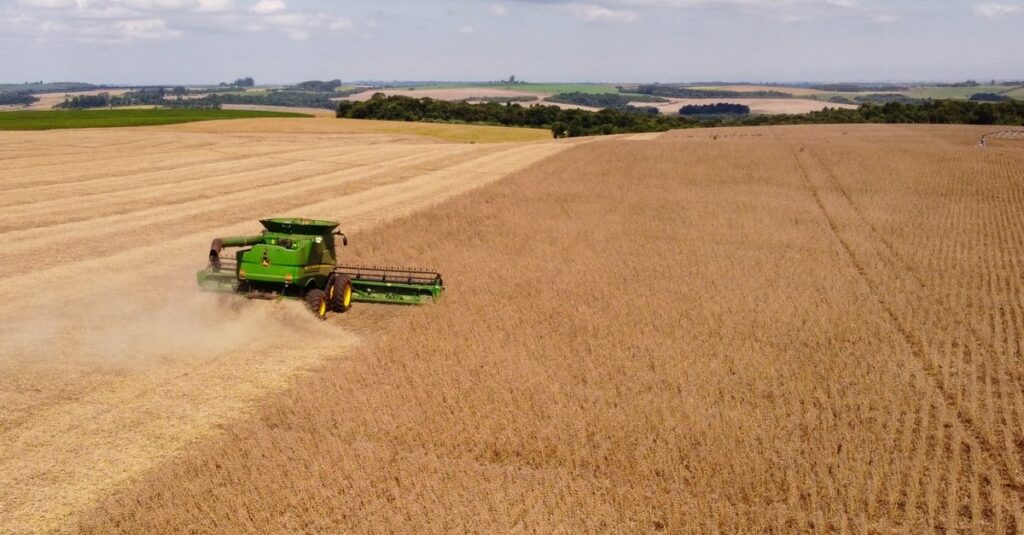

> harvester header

[{"left": 197, "top": 218, "right": 443, "bottom": 319}]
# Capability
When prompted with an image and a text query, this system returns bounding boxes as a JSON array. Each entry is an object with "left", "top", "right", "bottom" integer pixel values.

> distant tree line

[
  {"left": 807, "top": 83, "right": 910, "bottom": 92},
  {"left": 0, "top": 81, "right": 100, "bottom": 94},
  {"left": 337, "top": 94, "right": 1024, "bottom": 138},
  {"left": 0, "top": 92, "right": 39, "bottom": 106},
  {"left": 292, "top": 79, "right": 342, "bottom": 92},
  {"left": 201, "top": 90, "right": 339, "bottom": 109},
  {"left": 286, "top": 79, "right": 368, "bottom": 97},
  {"left": 822, "top": 93, "right": 921, "bottom": 105},
  {"left": 56, "top": 88, "right": 218, "bottom": 109},
  {"left": 57, "top": 87, "right": 346, "bottom": 110},
  {"left": 56, "top": 93, "right": 113, "bottom": 108},
  {"left": 633, "top": 84, "right": 792, "bottom": 99},
  {"left": 463, "top": 96, "right": 538, "bottom": 103},
  {"left": 545, "top": 92, "right": 668, "bottom": 109},
  {"left": 337, "top": 94, "right": 685, "bottom": 136},
  {"left": 736, "top": 100, "right": 1024, "bottom": 127},
  {"left": 970, "top": 93, "right": 1011, "bottom": 102},
  {"left": 220, "top": 77, "right": 255, "bottom": 88},
  {"left": 679, "top": 103, "right": 750, "bottom": 116},
  {"left": 935, "top": 80, "right": 980, "bottom": 88}
]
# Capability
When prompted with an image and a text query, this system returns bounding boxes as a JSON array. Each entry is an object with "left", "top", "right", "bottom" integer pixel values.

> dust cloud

[{"left": 0, "top": 290, "right": 336, "bottom": 369}]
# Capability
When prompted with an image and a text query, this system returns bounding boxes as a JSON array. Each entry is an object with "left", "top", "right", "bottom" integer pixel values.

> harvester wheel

[
  {"left": 305, "top": 289, "right": 328, "bottom": 320},
  {"left": 328, "top": 274, "right": 353, "bottom": 313}
]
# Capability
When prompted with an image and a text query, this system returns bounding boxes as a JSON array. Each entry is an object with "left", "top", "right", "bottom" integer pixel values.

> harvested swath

[
  {"left": 0, "top": 120, "right": 584, "bottom": 533},
  {"left": 77, "top": 124, "right": 1024, "bottom": 533},
  {"left": 166, "top": 116, "right": 553, "bottom": 143}
]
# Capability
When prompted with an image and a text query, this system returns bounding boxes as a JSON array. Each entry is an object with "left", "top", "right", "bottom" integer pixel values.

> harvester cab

[{"left": 197, "top": 218, "right": 443, "bottom": 319}]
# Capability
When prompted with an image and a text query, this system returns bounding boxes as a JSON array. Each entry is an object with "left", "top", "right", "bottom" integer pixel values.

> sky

[{"left": 0, "top": 0, "right": 1021, "bottom": 85}]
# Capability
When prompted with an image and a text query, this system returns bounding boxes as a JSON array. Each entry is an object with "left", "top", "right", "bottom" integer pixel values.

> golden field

[
  {"left": 0, "top": 117, "right": 582, "bottom": 532},
  {"left": 46, "top": 123, "right": 1024, "bottom": 532}
]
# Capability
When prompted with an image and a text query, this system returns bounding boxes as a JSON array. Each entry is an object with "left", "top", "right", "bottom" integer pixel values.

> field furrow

[
  {"left": 795, "top": 144, "right": 1024, "bottom": 519},
  {"left": 0, "top": 144, "right": 513, "bottom": 277},
  {"left": 0, "top": 137, "right": 222, "bottom": 173},
  {"left": 0, "top": 144, "right": 482, "bottom": 230},
  {"left": 0, "top": 135, "right": 425, "bottom": 192}
]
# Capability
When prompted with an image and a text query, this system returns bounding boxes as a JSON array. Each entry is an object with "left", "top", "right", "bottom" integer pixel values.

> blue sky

[{"left": 0, "top": 0, "right": 1021, "bottom": 84}]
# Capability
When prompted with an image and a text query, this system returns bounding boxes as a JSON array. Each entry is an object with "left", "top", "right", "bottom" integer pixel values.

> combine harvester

[{"left": 197, "top": 218, "right": 443, "bottom": 319}]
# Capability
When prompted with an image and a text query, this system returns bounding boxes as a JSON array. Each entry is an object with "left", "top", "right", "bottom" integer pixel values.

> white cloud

[
  {"left": 5, "top": 0, "right": 365, "bottom": 45},
  {"left": 250, "top": 0, "right": 285, "bottom": 15},
  {"left": 529, "top": 0, "right": 848, "bottom": 8},
  {"left": 517, "top": 0, "right": 908, "bottom": 24},
  {"left": 122, "top": 0, "right": 191, "bottom": 9},
  {"left": 568, "top": 3, "right": 639, "bottom": 23},
  {"left": 18, "top": 0, "right": 231, "bottom": 12},
  {"left": 194, "top": 0, "right": 231, "bottom": 12},
  {"left": 973, "top": 2, "right": 1023, "bottom": 17},
  {"left": 264, "top": 12, "right": 305, "bottom": 26},
  {"left": 115, "top": 17, "right": 181, "bottom": 39},
  {"left": 458, "top": 24, "right": 477, "bottom": 33},
  {"left": 490, "top": 3, "right": 508, "bottom": 16},
  {"left": 780, "top": 13, "right": 812, "bottom": 23},
  {"left": 328, "top": 17, "right": 353, "bottom": 30},
  {"left": 16, "top": 0, "right": 76, "bottom": 8},
  {"left": 255, "top": 10, "right": 354, "bottom": 40}
]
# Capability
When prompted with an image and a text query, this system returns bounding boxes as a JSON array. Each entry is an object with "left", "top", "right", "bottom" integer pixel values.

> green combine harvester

[{"left": 196, "top": 218, "right": 443, "bottom": 319}]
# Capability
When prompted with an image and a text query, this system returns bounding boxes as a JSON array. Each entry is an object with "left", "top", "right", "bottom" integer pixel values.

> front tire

[
  {"left": 328, "top": 274, "right": 353, "bottom": 313},
  {"left": 305, "top": 289, "right": 328, "bottom": 320}
]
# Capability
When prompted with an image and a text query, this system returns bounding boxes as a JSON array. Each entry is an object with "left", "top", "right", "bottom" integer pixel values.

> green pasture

[{"left": 0, "top": 108, "right": 310, "bottom": 130}]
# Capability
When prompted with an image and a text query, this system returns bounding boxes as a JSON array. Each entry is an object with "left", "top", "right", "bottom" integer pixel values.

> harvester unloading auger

[{"left": 196, "top": 218, "right": 443, "bottom": 319}]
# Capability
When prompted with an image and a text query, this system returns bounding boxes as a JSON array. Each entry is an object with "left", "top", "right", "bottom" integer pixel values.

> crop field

[
  {"left": 0, "top": 119, "right": 585, "bottom": 532},
  {"left": 345, "top": 87, "right": 546, "bottom": 103},
  {"left": 20, "top": 123, "right": 1012, "bottom": 533},
  {"left": 3, "top": 120, "right": 1023, "bottom": 533},
  {"left": 181, "top": 115, "right": 554, "bottom": 143},
  {"left": 1002, "top": 87, "right": 1024, "bottom": 99},
  {"left": 688, "top": 84, "right": 824, "bottom": 96},
  {"left": 685, "top": 84, "right": 1024, "bottom": 102},
  {"left": 902, "top": 85, "right": 1016, "bottom": 100},
  {"left": 407, "top": 82, "right": 620, "bottom": 94},
  {"left": 0, "top": 108, "right": 310, "bottom": 130}
]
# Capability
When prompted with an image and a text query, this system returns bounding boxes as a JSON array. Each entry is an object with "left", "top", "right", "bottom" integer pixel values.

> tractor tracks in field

[
  {"left": 0, "top": 143, "right": 485, "bottom": 232},
  {"left": 0, "top": 144, "right": 507, "bottom": 273},
  {"left": 0, "top": 138, "right": 219, "bottom": 175},
  {"left": 793, "top": 147, "right": 1024, "bottom": 511},
  {"left": 0, "top": 137, "right": 406, "bottom": 194}
]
